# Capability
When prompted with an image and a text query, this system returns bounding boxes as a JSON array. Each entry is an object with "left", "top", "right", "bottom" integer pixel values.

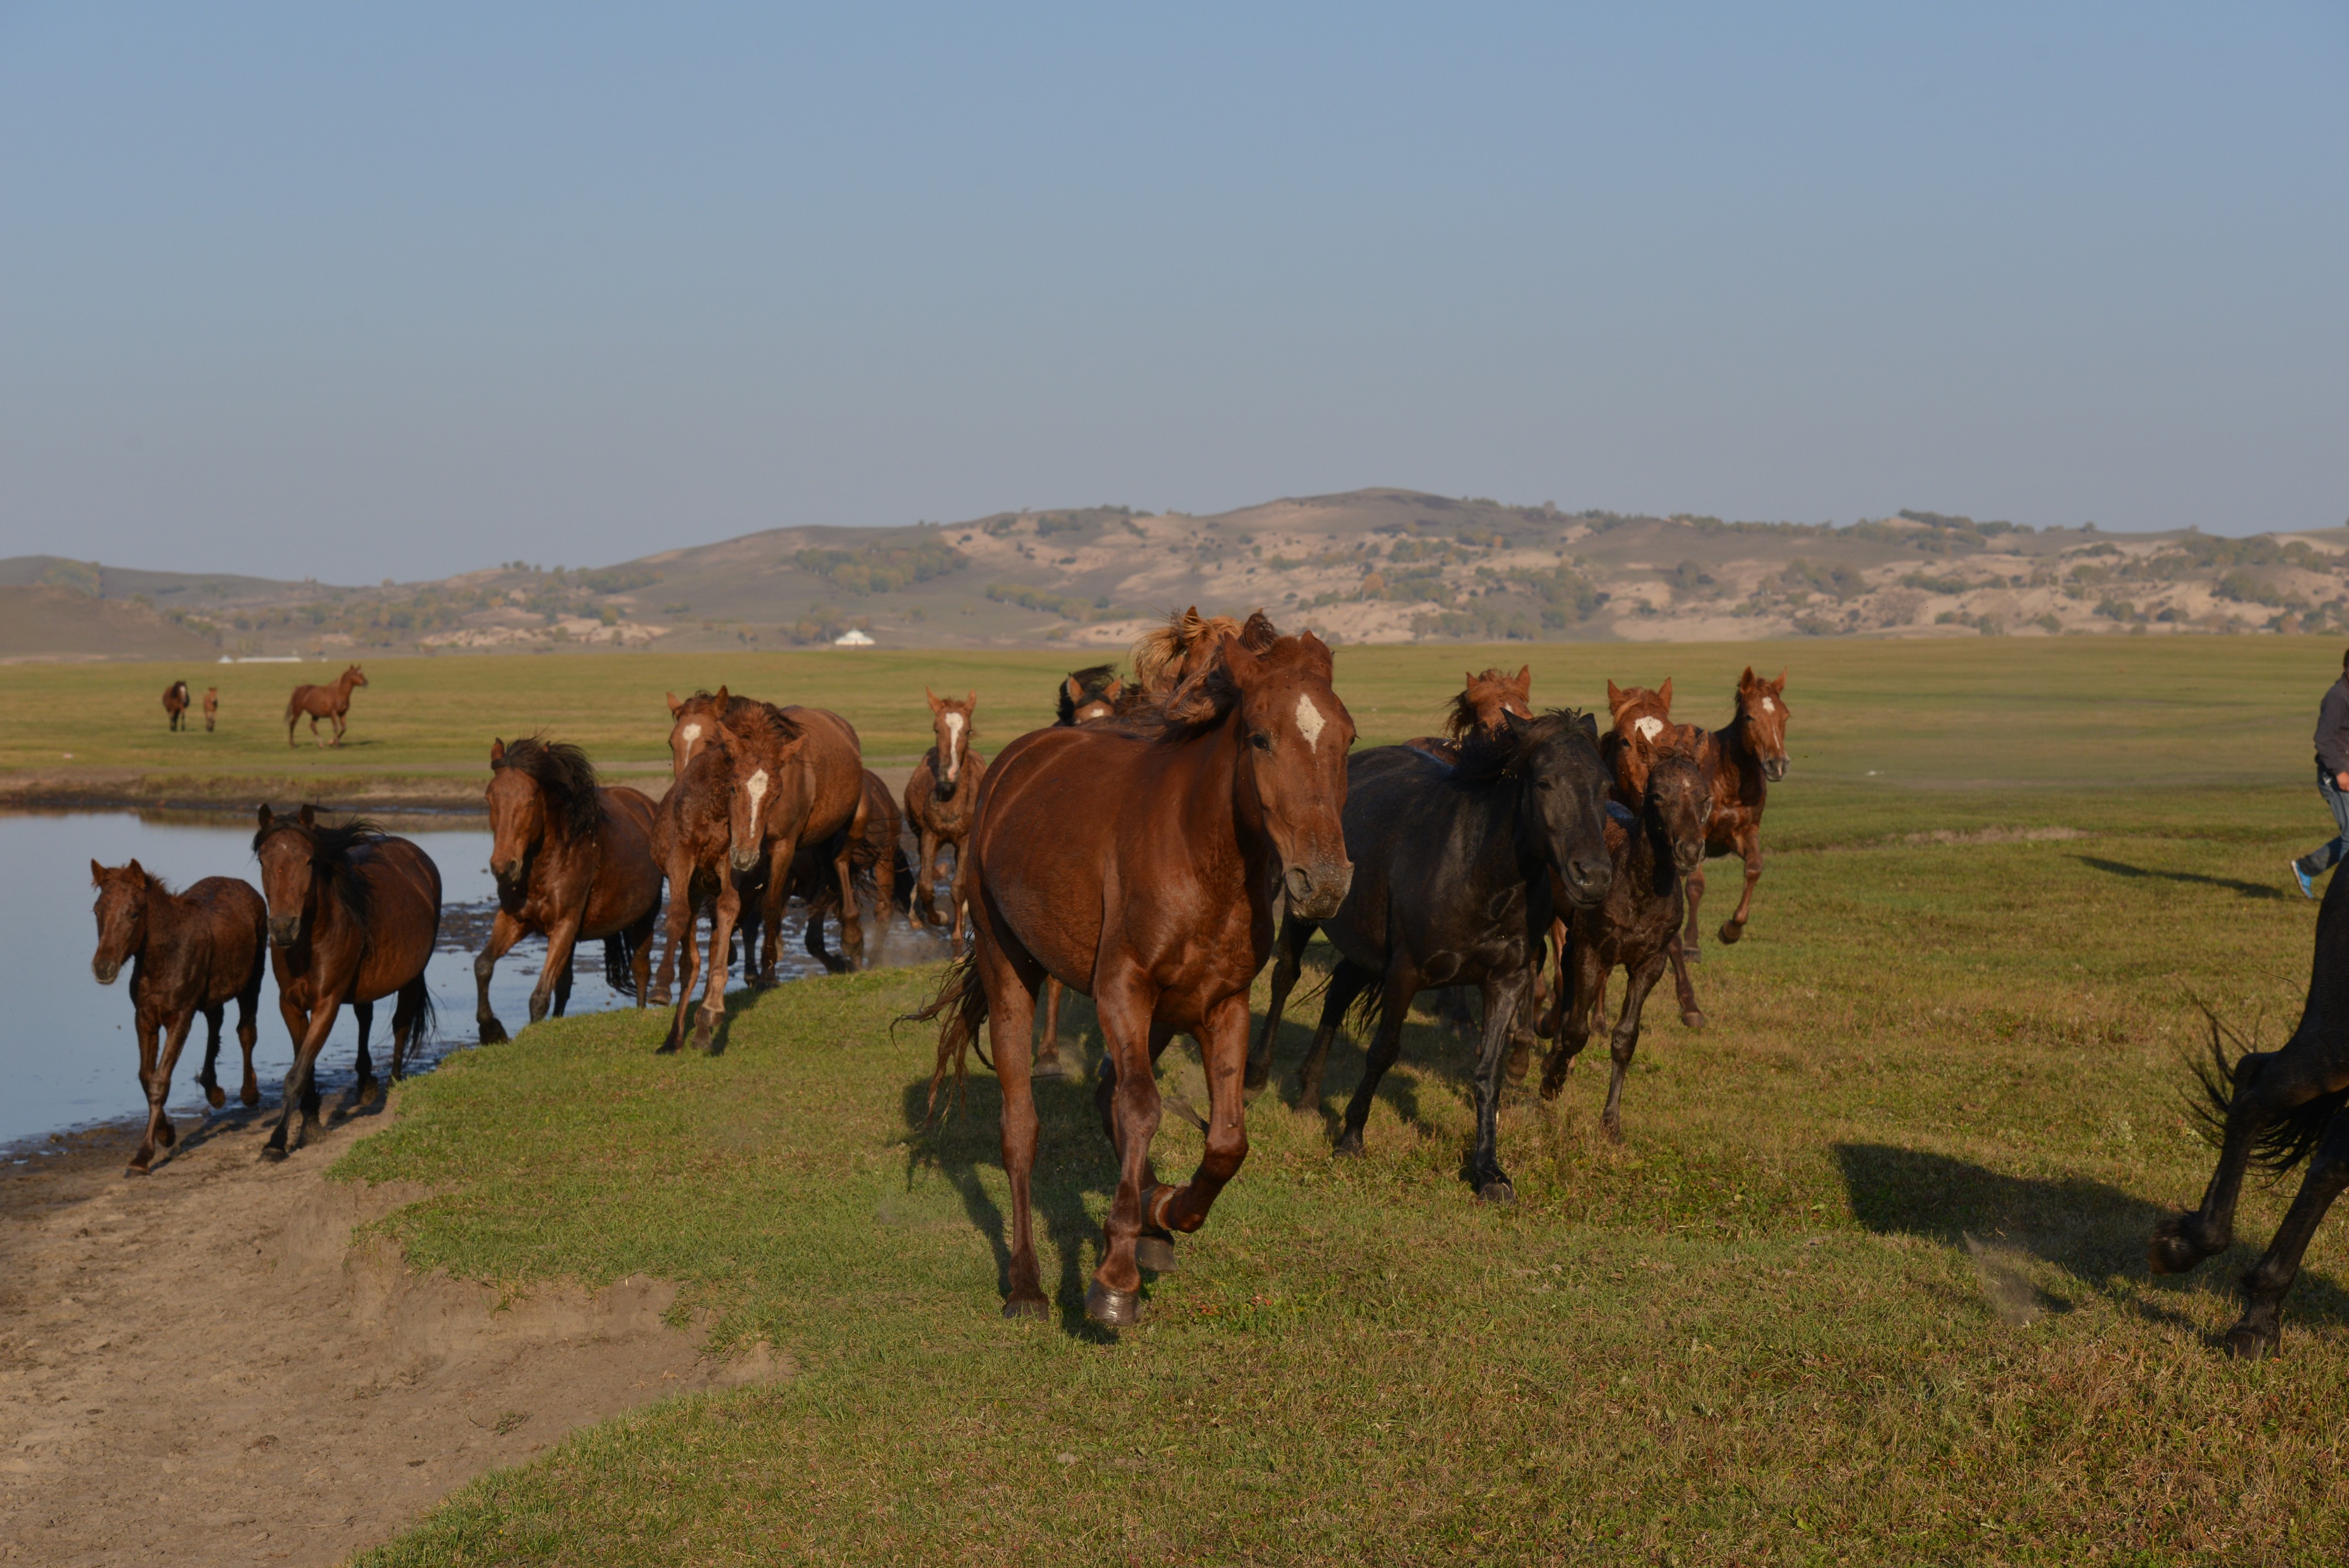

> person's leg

[{"left": 2296, "top": 772, "right": 2349, "bottom": 879}]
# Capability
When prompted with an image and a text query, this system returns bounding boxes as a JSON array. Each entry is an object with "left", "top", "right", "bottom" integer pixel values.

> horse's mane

[
  {"left": 494, "top": 735, "right": 603, "bottom": 841},
  {"left": 251, "top": 815, "right": 384, "bottom": 925},
  {"left": 1132, "top": 607, "right": 1248, "bottom": 695},
  {"left": 1131, "top": 611, "right": 1290, "bottom": 740},
  {"left": 1054, "top": 664, "right": 1122, "bottom": 726},
  {"left": 1447, "top": 708, "right": 1598, "bottom": 783},
  {"left": 681, "top": 689, "right": 803, "bottom": 744}
]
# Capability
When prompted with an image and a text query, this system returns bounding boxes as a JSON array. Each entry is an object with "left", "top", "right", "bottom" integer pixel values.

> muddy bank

[{"left": 0, "top": 1095, "right": 785, "bottom": 1567}]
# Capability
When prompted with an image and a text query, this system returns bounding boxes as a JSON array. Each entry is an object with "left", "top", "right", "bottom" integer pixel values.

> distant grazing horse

[
  {"left": 650, "top": 726, "right": 751, "bottom": 1052},
  {"left": 797, "top": 769, "right": 912, "bottom": 971},
  {"left": 904, "top": 689, "right": 984, "bottom": 950},
  {"left": 284, "top": 664, "right": 367, "bottom": 748},
  {"left": 163, "top": 681, "right": 192, "bottom": 732},
  {"left": 1682, "top": 668, "right": 1791, "bottom": 957},
  {"left": 251, "top": 806, "right": 440, "bottom": 1158},
  {"left": 473, "top": 737, "right": 663, "bottom": 1043},
  {"left": 202, "top": 686, "right": 218, "bottom": 732},
  {"left": 919, "top": 612, "right": 1353, "bottom": 1325},
  {"left": 89, "top": 860, "right": 267, "bottom": 1173},
  {"left": 2152, "top": 864, "right": 2349, "bottom": 1359},
  {"left": 664, "top": 688, "right": 867, "bottom": 980},
  {"left": 1248, "top": 712, "right": 1616, "bottom": 1202},
  {"left": 1536, "top": 731, "right": 1711, "bottom": 1141},
  {"left": 1405, "top": 665, "right": 1534, "bottom": 763}
]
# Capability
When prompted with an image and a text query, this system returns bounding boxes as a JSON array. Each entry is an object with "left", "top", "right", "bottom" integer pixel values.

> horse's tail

[
  {"left": 904, "top": 954, "right": 991, "bottom": 1123},
  {"left": 603, "top": 931, "right": 638, "bottom": 997},
  {"left": 2186, "top": 1004, "right": 2349, "bottom": 1176}
]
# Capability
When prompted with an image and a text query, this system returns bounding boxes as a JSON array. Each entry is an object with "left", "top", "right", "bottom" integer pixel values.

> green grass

[{"left": 314, "top": 636, "right": 2349, "bottom": 1564}]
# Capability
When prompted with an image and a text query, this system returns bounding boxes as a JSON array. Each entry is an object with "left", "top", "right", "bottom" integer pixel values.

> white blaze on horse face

[
  {"left": 943, "top": 712, "right": 965, "bottom": 779},
  {"left": 679, "top": 721, "right": 704, "bottom": 765},
  {"left": 1761, "top": 698, "right": 1776, "bottom": 715},
  {"left": 1294, "top": 693, "right": 1327, "bottom": 752},
  {"left": 744, "top": 768, "right": 769, "bottom": 827},
  {"left": 1634, "top": 716, "right": 1665, "bottom": 742}
]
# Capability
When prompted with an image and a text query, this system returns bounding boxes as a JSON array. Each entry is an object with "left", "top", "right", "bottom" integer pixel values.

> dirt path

[{"left": 0, "top": 1100, "right": 785, "bottom": 1566}]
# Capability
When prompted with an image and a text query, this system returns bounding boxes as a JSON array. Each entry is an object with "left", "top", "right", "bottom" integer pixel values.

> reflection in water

[{"left": 2, "top": 810, "right": 949, "bottom": 1152}]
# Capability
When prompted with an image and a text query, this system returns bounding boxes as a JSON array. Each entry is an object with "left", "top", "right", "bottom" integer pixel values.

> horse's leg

[
  {"left": 265, "top": 988, "right": 345, "bottom": 1157},
  {"left": 1719, "top": 829, "right": 1764, "bottom": 946},
  {"left": 532, "top": 914, "right": 581, "bottom": 1025},
  {"left": 388, "top": 978, "right": 426, "bottom": 1082},
  {"left": 627, "top": 906, "right": 657, "bottom": 1008},
  {"left": 553, "top": 945, "right": 575, "bottom": 1017},
  {"left": 234, "top": 975, "right": 261, "bottom": 1106},
  {"left": 1681, "top": 862, "right": 1707, "bottom": 961},
  {"left": 1505, "top": 963, "right": 1537, "bottom": 1083},
  {"left": 2151, "top": 1044, "right": 2348, "bottom": 1272},
  {"left": 196, "top": 1002, "right": 227, "bottom": 1109},
  {"left": 2223, "top": 1112, "right": 2349, "bottom": 1360},
  {"left": 1297, "top": 959, "right": 1375, "bottom": 1108},
  {"left": 1085, "top": 968, "right": 1163, "bottom": 1327},
  {"left": 1337, "top": 970, "right": 1419, "bottom": 1158},
  {"left": 1463, "top": 968, "right": 1533, "bottom": 1201},
  {"left": 691, "top": 881, "right": 741, "bottom": 1052},
  {"left": 1034, "top": 978, "right": 1071, "bottom": 1080},
  {"left": 1535, "top": 919, "right": 1570, "bottom": 1039},
  {"left": 473, "top": 908, "right": 526, "bottom": 1044},
  {"left": 659, "top": 888, "right": 703, "bottom": 1053},
  {"left": 1540, "top": 940, "right": 1604, "bottom": 1098},
  {"left": 285, "top": 711, "right": 297, "bottom": 748},
  {"left": 1145, "top": 994, "right": 1254, "bottom": 1254},
  {"left": 964, "top": 889, "right": 1046, "bottom": 1317},
  {"left": 912, "top": 826, "right": 941, "bottom": 928},
  {"left": 1600, "top": 954, "right": 1668, "bottom": 1142},
  {"left": 761, "top": 841, "right": 801, "bottom": 986},
  {"left": 830, "top": 800, "right": 869, "bottom": 968},
  {"left": 1667, "top": 932, "right": 1705, "bottom": 1029},
  {"left": 126, "top": 1010, "right": 170, "bottom": 1173},
  {"left": 1244, "top": 914, "right": 1315, "bottom": 1091},
  {"left": 347, "top": 1000, "right": 377, "bottom": 1110},
  {"left": 868, "top": 840, "right": 896, "bottom": 965}
]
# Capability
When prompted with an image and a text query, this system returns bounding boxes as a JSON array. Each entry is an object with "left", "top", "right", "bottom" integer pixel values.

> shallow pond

[{"left": 4, "top": 810, "right": 944, "bottom": 1153}]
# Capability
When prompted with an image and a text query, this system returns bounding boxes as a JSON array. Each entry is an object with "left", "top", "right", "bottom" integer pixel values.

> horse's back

[
  {"left": 359, "top": 837, "right": 443, "bottom": 942},
  {"left": 187, "top": 876, "right": 268, "bottom": 994}
]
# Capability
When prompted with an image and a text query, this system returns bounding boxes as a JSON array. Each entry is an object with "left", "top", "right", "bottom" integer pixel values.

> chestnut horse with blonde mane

[
  {"left": 905, "top": 689, "right": 985, "bottom": 951},
  {"left": 1406, "top": 665, "right": 1534, "bottom": 762},
  {"left": 285, "top": 664, "right": 367, "bottom": 748},
  {"left": 919, "top": 611, "right": 1354, "bottom": 1326}
]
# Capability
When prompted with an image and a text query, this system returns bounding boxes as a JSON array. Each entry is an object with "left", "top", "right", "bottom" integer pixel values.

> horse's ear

[
  {"left": 925, "top": 688, "right": 943, "bottom": 714},
  {"left": 1658, "top": 677, "right": 1673, "bottom": 709},
  {"left": 1575, "top": 712, "right": 1600, "bottom": 743},
  {"left": 126, "top": 857, "right": 143, "bottom": 880},
  {"left": 713, "top": 684, "right": 729, "bottom": 708},
  {"left": 665, "top": 691, "right": 682, "bottom": 716},
  {"left": 490, "top": 738, "right": 506, "bottom": 765},
  {"left": 1465, "top": 669, "right": 1476, "bottom": 688},
  {"left": 298, "top": 803, "right": 317, "bottom": 829},
  {"left": 1064, "top": 675, "right": 1084, "bottom": 704},
  {"left": 1502, "top": 709, "right": 1532, "bottom": 741},
  {"left": 1738, "top": 666, "right": 1757, "bottom": 689},
  {"left": 1772, "top": 669, "right": 1787, "bottom": 691},
  {"left": 965, "top": 689, "right": 978, "bottom": 712},
  {"left": 1606, "top": 679, "right": 1625, "bottom": 714},
  {"left": 90, "top": 859, "right": 104, "bottom": 886},
  {"left": 1515, "top": 665, "right": 1531, "bottom": 689},
  {"left": 257, "top": 803, "right": 274, "bottom": 832},
  {"left": 1105, "top": 676, "right": 1125, "bottom": 698}
]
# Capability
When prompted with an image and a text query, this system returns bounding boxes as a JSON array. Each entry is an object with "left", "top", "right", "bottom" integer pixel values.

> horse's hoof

[
  {"left": 1002, "top": 1294, "right": 1049, "bottom": 1321},
  {"left": 1030, "top": 1054, "right": 1072, "bottom": 1082},
  {"left": 1135, "top": 1234, "right": 1178, "bottom": 1273},
  {"left": 1332, "top": 1132, "right": 1365, "bottom": 1159},
  {"left": 1716, "top": 926, "right": 1743, "bottom": 947},
  {"left": 2223, "top": 1324, "right": 2279, "bottom": 1361},
  {"left": 1603, "top": 1119, "right": 1625, "bottom": 1145},
  {"left": 479, "top": 1020, "right": 509, "bottom": 1045},
  {"left": 240, "top": 1086, "right": 260, "bottom": 1108},
  {"left": 1084, "top": 1282, "right": 1141, "bottom": 1327},
  {"left": 259, "top": 1144, "right": 288, "bottom": 1163},
  {"left": 1681, "top": 1010, "right": 1706, "bottom": 1029},
  {"left": 1476, "top": 1177, "right": 1516, "bottom": 1205},
  {"left": 124, "top": 1159, "right": 152, "bottom": 1177},
  {"left": 1504, "top": 1044, "right": 1532, "bottom": 1084},
  {"left": 354, "top": 1077, "right": 380, "bottom": 1108},
  {"left": 648, "top": 988, "right": 671, "bottom": 1007},
  {"left": 205, "top": 1085, "right": 227, "bottom": 1109},
  {"left": 1682, "top": 944, "right": 1704, "bottom": 965},
  {"left": 2147, "top": 1224, "right": 2210, "bottom": 1276}
]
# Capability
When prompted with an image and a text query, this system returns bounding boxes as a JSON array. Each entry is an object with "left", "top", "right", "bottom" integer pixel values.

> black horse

[
  {"left": 1537, "top": 732, "right": 1712, "bottom": 1141},
  {"left": 1244, "top": 711, "right": 1616, "bottom": 1202},
  {"left": 2151, "top": 863, "right": 2349, "bottom": 1358}
]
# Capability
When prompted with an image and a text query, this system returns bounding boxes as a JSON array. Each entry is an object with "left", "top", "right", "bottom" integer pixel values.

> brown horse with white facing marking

[
  {"left": 921, "top": 612, "right": 1354, "bottom": 1326},
  {"left": 904, "top": 688, "right": 984, "bottom": 951},
  {"left": 163, "top": 681, "right": 191, "bottom": 731},
  {"left": 1406, "top": 665, "right": 1534, "bottom": 762},
  {"left": 474, "top": 737, "right": 664, "bottom": 1042},
  {"left": 285, "top": 664, "right": 367, "bottom": 748},
  {"left": 251, "top": 806, "right": 440, "bottom": 1157},
  {"left": 89, "top": 861, "right": 267, "bottom": 1173},
  {"left": 1682, "top": 667, "right": 1792, "bottom": 956}
]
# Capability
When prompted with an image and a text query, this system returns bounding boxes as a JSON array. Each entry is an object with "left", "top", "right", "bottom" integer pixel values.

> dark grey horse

[{"left": 1243, "top": 711, "right": 1616, "bottom": 1202}]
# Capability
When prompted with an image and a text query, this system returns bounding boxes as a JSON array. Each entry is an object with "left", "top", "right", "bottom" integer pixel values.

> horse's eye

[{"left": 1250, "top": 733, "right": 1274, "bottom": 751}]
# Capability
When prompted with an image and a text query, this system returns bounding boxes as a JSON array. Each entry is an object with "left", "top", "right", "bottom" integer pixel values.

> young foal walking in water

[
  {"left": 921, "top": 613, "right": 1354, "bottom": 1325},
  {"left": 89, "top": 861, "right": 267, "bottom": 1173}
]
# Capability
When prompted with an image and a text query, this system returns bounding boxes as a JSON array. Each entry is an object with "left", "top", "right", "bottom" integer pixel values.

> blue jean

[{"left": 2299, "top": 767, "right": 2349, "bottom": 874}]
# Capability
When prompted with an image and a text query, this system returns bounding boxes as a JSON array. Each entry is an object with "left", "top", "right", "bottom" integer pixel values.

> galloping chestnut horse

[
  {"left": 1682, "top": 668, "right": 1791, "bottom": 955},
  {"left": 89, "top": 860, "right": 267, "bottom": 1173},
  {"left": 202, "top": 686, "right": 218, "bottom": 732},
  {"left": 1537, "top": 732, "right": 1712, "bottom": 1141},
  {"left": 1248, "top": 711, "right": 1616, "bottom": 1200},
  {"left": 473, "top": 736, "right": 663, "bottom": 1043},
  {"left": 649, "top": 727, "right": 752, "bottom": 1052},
  {"left": 284, "top": 664, "right": 367, "bottom": 748},
  {"left": 1600, "top": 677, "right": 1707, "bottom": 1027},
  {"left": 904, "top": 689, "right": 984, "bottom": 950},
  {"left": 920, "top": 611, "right": 1354, "bottom": 1325},
  {"left": 163, "top": 680, "right": 192, "bottom": 732},
  {"left": 251, "top": 806, "right": 440, "bottom": 1157},
  {"left": 2152, "top": 862, "right": 2349, "bottom": 1358},
  {"left": 798, "top": 769, "right": 911, "bottom": 971},
  {"left": 1405, "top": 665, "right": 1534, "bottom": 762}
]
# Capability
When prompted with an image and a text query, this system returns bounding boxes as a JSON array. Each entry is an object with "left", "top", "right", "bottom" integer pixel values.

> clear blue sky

[{"left": 2, "top": 3, "right": 2343, "bottom": 582}]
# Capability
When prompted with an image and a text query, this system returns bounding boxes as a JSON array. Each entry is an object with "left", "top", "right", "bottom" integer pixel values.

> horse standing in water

[
  {"left": 1537, "top": 730, "right": 1711, "bottom": 1141},
  {"left": 251, "top": 806, "right": 440, "bottom": 1158},
  {"left": 163, "top": 681, "right": 192, "bottom": 732},
  {"left": 473, "top": 737, "right": 663, "bottom": 1043},
  {"left": 1682, "top": 668, "right": 1791, "bottom": 957},
  {"left": 284, "top": 664, "right": 368, "bottom": 748},
  {"left": 88, "top": 861, "right": 267, "bottom": 1173},
  {"left": 202, "top": 686, "right": 218, "bottom": 732},
  {"left": 1247, "top": 711, "right": 1616, "bottom": 1200},
  {"left": 2153, "top": 864, "right": 2349, "bottom": 1358},
  {"left": 920, "top": 613, "right": 1354, "bottom": 1325},
  {"left": 649, "top": 726, "right": 751, "bottom": 1052},
  {"left": 796, "top": 769, "right": 911, "bottom": 972},
  {"left": 904, "top": 689, "right": 984, "bottom": 951}
]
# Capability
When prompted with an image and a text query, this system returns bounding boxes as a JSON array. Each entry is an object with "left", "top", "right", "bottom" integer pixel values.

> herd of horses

[
  {"left": 156, "top": 663, "right": 369, "bottom": 746},
  {"left": 86, "top": 612, "right": 2349, "bottom": 1355}
]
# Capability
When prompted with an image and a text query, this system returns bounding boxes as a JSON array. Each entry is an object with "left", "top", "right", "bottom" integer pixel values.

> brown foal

[{"left": 904, "top": 688, "right": 985, "bottom": 953}]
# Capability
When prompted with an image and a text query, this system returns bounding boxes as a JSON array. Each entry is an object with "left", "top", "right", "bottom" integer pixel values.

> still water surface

[{"left": 2, "top": 809, "right": 879, "bottom": 1150}]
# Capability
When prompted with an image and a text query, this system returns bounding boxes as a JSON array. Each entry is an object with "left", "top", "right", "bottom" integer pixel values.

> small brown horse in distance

[
  {"left": 163, "top": 680, "right": 192, "bottom": 732},
  {"left": 920, "top": 611, "right": 1354, "bottom": 1327},
  {"left": 203, "top": 685, "right": 218, "bottom": 732},
  {"left": 664, "top": 688, "right": 867, "bottom": 980},
  {"left": 251, "top": 806, "right": 441, "bottom": 1158},
  {"left": 89, "top": 861, "right": 267, "bottom": 1173},
  {"left": 1683, "top": 668, "right": 1792, "bottom": 955},
  {"left": 904, "top": 689, "right": 984, "bottom": 951},
  {"left": 474, "top": 737, "right": 664, "bottom": 1042},
  {"left": 285, "top": 664, "right": 367, "bottom": 748},
  {"left": 1406, "top": 665, "right": 1534, "bottom": 762}
]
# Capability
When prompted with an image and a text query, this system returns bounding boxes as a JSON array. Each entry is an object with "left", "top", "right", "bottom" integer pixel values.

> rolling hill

[{"left": 7, "top": 489, "right": 2348, "bottom": 661}]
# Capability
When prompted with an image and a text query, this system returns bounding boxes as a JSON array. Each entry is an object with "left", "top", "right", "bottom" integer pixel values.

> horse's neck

[
  {"left": 1177, "top": 724, "right": 1267, "bottom": 884},
  {"left": 1628, "top": 803, "right": 1671, "bottom": 894}
]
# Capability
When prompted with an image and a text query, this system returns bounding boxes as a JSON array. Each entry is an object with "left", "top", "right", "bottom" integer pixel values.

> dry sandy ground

[{"left": 0, "top": 1100, "right": 785, "bottom": 1566}]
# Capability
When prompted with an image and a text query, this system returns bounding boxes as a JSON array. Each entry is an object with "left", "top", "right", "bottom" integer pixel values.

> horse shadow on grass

[
  {"left": 1245, "top": 952, "right": 1462, "bottom": 1148},
  {"left": 1833, "top": 1143, "right": 2349, "bottom": 1340},
  {"left": 2072, "top": 854, "right": 2286, "bottom": 902}
]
